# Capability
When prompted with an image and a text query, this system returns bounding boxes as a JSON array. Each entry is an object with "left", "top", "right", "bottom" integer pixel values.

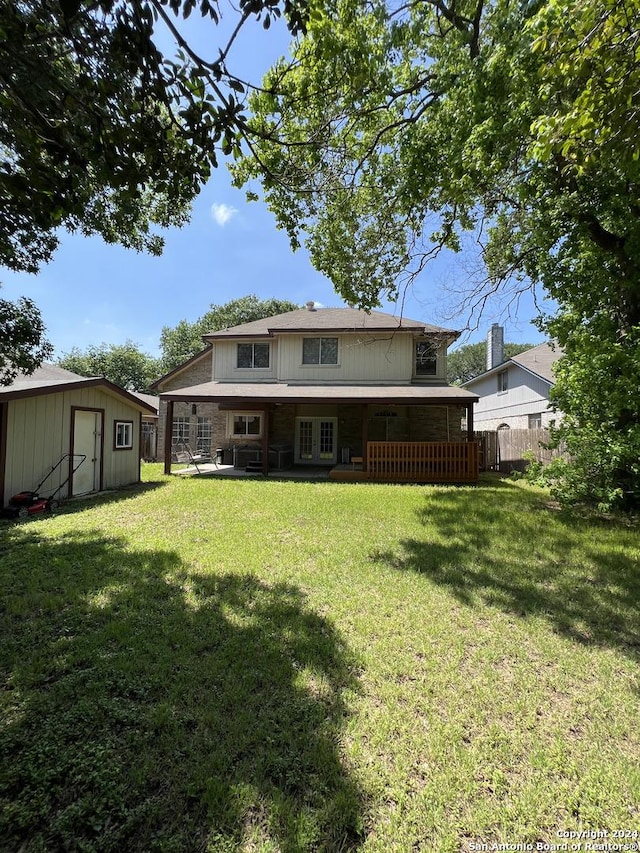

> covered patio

[{"left": 161, "top": 382, "right": 479, "bottom": 484}]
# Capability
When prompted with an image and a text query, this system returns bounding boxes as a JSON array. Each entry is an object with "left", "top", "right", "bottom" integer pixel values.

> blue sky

[{"left": 1, "top": 9, "right": 548, "bottom": 361}]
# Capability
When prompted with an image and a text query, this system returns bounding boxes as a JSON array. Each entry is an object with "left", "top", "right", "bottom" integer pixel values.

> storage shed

[{"left": 0, "top": 365, "right": 157, "bottom": 509}]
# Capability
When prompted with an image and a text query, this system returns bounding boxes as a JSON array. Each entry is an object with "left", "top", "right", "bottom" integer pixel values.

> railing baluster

[{"left": 365, "top": 441, "right": 477, "bottom": 482}]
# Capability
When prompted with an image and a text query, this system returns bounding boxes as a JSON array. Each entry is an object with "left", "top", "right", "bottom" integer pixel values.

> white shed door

[{"left": 72, "top": 410, "right": 102, "bottom": 495}]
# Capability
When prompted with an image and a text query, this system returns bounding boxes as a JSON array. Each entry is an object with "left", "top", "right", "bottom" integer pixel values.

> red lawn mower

[{"left": 3, "top": 454, "right": 87, "bottom": 519}]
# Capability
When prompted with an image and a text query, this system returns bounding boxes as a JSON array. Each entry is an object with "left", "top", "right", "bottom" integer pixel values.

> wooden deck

[{"left": 330, "top": 441, "right": 479, "bottom": 483}]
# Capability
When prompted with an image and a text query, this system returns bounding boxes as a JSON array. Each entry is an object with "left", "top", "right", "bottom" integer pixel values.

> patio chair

[{"left": 173, "top": 443, "right": 215, "bottom": 473}]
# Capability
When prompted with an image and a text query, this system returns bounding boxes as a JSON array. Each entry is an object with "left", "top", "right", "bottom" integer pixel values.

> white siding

[
  {"left": 3, "top": 387, "right": 143, "bottom": 506},
  {"left": 470, "top": 364, "right": 560, "bottom": 429},
  {"left": 213, "top": 334, "right": 448, "bottom": 384},
  {"left": 213, "top": 339, "right": 278, "bottom": 381}
]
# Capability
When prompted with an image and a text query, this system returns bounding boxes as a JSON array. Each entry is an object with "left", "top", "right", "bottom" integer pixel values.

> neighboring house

[
  {"left": 461, "top": 326, "right": 563, "bottom": 430},
  {"left": 0, "top": 364, "right": 157, "bottom": 508},
  {"left": 153, "top": 305, "right": 479, "bottom": 482}
]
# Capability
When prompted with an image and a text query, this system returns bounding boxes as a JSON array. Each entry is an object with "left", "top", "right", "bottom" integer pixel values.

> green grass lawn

[{"left": 1, "top": 466, "right": 638, "bottom": 852}]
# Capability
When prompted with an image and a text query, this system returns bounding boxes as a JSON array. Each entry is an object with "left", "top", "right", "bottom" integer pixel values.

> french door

[{"left": 295, "top": 417, "right": 338, "bottom": 465}]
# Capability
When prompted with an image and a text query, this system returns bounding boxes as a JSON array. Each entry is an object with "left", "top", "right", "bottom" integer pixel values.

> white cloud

[{"left": 211, "top": 203, "right": 238, "bottom": 227}]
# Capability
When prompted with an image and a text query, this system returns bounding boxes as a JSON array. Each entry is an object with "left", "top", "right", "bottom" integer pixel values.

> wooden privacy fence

[
  {"left": 475, "top": 428, "right": 564, "bottom": 473},
  {"left": 367, "top": 441, "right": 478, "bottom": 483}
]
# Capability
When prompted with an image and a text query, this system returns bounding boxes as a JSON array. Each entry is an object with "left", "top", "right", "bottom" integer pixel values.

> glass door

[{"left": 295, "top": 417, "right": 337, "bottom": 465}]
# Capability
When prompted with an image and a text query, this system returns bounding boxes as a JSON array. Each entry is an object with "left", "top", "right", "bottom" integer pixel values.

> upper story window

[
  {"left": 302, "top": 337, "right": 338, "bottom": 365},
  {"left": 415, "top": 340, "right": 437, "bottom": 376},
  {"left": 237, "top": 342, "right": 270, "bottom": 369},
  {"left": 497, "top": 369, "right": 509, "bottom": 393}
]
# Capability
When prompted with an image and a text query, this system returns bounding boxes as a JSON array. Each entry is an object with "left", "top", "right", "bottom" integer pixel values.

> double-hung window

[
  {"left": 497, "top": 370, "right": 509, "bottom": 393},
  {"left": 415, "top": 340, "right": 437, "bottom": 376},
  {"left": 237, "top": 342, "right": 269, "bottom": 369},
  {"left": 302, "top": 337, "right": 338, "bottom": 365}
]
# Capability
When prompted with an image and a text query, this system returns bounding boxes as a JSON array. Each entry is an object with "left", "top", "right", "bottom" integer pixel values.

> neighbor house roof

[
  {"left": 462, "top": 342, "right": 562, "bottom": 388},
  {"left": 0, "top": 364, "right": 157, "bottom": 413},
  {"left": 160, "top": 381, "right": 478, "bottom": 405},
  {"left": 203, "top": 307, "right": 460, "bottom": 343},
  {"left": 130, "top": 392, "right": 160, "bottom": 415},
  {"left": 509, "top": 343, "right": 561, "bottom": 384}
]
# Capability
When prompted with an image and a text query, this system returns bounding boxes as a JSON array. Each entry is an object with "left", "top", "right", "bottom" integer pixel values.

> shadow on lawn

[
  {"left": 0, "top": 528, "right": 364, "bottom": 852},
  {"left": 372, "top": 479, "right": 640, "bottom": 659}
]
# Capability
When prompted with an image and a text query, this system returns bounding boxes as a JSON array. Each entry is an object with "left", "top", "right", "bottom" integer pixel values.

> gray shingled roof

[
  {"left": 0, "top": 364, "right": 157, "bottom": 413},
  {"left": 161, "top": 381, "right": 478, "bottom": 403},
  {"left": 0, "top": 363, "right": 87, "bottom": 393},
  {"left": 510, "top": 343, "right": 562, "bottom": 383},
  {"left": 131, "top": 392, "right": 160, "bottom": 413},
  {"left": 203, "top": 307, "right": 459, "bottom": 341}
]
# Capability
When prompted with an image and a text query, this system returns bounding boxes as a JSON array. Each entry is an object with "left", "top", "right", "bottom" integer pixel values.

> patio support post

[
  {"left": 361, "top": 404, "right": 368, "bottom": 471},
  {"left": 164, "top": 399, "right": 174, "bottom": 475},
  {"left": 466, "top": 402, "right": 474, "bottom": 441},
  {"left": 261, "top": 407, "right": 270, "bottom": 476}
]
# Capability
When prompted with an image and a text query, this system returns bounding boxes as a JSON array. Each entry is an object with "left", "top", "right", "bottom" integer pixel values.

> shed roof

[
  {"left": 0, "top": 364, "right": 157, "bottom": 413},
  {"left": 203, "top": 307, "right": 459, "bottom": 342}
]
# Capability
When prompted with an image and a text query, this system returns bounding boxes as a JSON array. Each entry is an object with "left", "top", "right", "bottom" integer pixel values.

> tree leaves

[
  {"left": 57, "top": 342, "right": 161, "bottom": 392},
  {"left": 159, "top": 295, "right": 300, "bottom": 372},
  {"left": 0, "top": 0, "right": 308, "bottom": 277},
  {"left": 232, "top": 0, "right": 640, "bottom": 507},
  {"left": 0, "top": 296, "right": 52, "bottom": 386}
]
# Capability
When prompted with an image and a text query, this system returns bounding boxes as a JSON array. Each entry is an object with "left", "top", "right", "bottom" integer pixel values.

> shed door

[{"left": 72, "top": 410, "right": 102, "bottom": 495}]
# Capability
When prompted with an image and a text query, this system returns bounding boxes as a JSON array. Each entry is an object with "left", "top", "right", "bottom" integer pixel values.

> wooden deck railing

[{"left": 367, "top": 441, "right": 478, "bottom": 483}]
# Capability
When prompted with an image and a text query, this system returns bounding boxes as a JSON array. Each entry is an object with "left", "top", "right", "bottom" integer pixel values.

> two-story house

[
  {"left": 461, "top": 326, "right": 562, "bottom": 430},
  {"left": 154, "top": 305, "right": 479, "bottom": 482}
]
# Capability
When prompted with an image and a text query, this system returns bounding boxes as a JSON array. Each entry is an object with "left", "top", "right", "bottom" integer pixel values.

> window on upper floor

[
  {"left": 415, "top": 340, "right": 437, "bottom": 376},
  {"left": 302, "top": 337, "right": 338, "bottom": 365},
  {"left": 237, "top": 342, "right": 270, "bottom": 369},
  {"left": 497, "top": 369, "right": 509, "bottom": 393}
]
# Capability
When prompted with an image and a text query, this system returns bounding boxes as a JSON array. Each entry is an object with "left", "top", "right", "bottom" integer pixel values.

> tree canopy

[
  {"left": 57, "top": 341, "right": 160, "bottom": 392},
  {"left": 0, "top": 295, "right": 53, "bottom": 385},
  {"left": 159, "top": 294, "right": 300, "bottom": 371},
  {"left": 0, "top": 0, "right": 307, "bottom": 274},
  {"left": 0, "top": 0, "right": 306, "bottom": 384},
  {"left": 232, "top": 0, "right": 640, "bottom": 508}
]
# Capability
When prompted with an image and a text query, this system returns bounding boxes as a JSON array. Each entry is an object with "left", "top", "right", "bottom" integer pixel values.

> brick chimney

[{"left": 487, "top": 324, "right": 504, "bottom": 370}]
